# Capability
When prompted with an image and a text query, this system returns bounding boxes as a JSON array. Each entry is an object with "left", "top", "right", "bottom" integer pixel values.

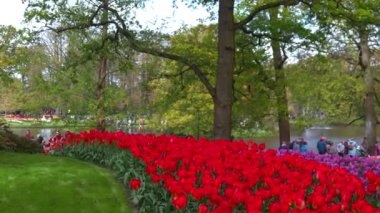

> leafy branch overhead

[{"left": 23, "top": 0, "right": 317, "bottom": 102}]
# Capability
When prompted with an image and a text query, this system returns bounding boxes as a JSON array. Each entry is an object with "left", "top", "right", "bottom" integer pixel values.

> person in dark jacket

[
  {"left": 317, "top": 137, "right": 327, "bottom": 154},
  {"left": 36, "top": 134, "right": 44, "bottom": 144}
]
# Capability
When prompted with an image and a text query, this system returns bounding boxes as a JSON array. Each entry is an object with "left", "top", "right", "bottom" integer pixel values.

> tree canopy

[{"left": 1, "top": 0, "right": 380, "bottom": 149}]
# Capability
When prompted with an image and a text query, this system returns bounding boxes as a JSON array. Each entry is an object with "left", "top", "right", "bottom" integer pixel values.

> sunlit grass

[{"left": 0, "top": 152, "right": 132, "bottom": 213}]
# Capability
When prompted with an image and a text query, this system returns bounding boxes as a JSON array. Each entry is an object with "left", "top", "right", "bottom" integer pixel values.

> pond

[
  {"left": 253, "top": 125, "right": 375, "bottom": 152},
  {"left": 10, "top": 125, "right": 375, "bottom": 153},
  {"left": 10, "top": 126, "right": 93, "bottom": 142},
  {"left": 10, "top": 126, "right": 139, "bottom": 142}
]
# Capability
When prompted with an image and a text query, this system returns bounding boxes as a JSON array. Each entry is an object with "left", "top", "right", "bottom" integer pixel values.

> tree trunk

[
  {"left": 269, "top": 8, "right": 290, "bottom": 146},
  {"left": 96, "top": 59, "right": 107, "bottom": 131},
  {"left": 359, "top": 30, "right": 376, "bottom": 154},
  {"left": 96, "top": 0, "right": 108, "bottom": 131},
  {"left": 213, "top": 0, "right": 235, "bottom": 140}
]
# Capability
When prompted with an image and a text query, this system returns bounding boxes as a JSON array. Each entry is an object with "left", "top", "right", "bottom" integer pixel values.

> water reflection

[
  {"left": 253, "top": 125, "right": 372, "bottom": 152},
  {"left": 10, "top": 126, "right": 139, "bottom": 141},
  {"left": 10, "top": 127, "right": 88, "bottom": 142}
]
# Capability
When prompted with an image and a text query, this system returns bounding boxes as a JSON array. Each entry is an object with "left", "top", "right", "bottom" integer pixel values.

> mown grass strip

[{"left": 0, "top": 151, "right": 132, "bottom": 213}]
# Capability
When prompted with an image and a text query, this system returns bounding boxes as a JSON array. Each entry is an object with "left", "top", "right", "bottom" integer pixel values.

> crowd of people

[{"left": 280, "top": 136, "right": 371, "bottom": 157}]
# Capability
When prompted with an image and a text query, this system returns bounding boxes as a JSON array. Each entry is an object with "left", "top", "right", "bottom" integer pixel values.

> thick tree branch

[
  {"left": 345, "top": 115, "right": 364, "bottom": 126},
  {"left": 45, "top": 5, "right": 217, "bottom": 100},
  {"left": 104, "top": 6, "right": 216, "bottom": 99},
  {"left": 122, "top": 34, "right": 216, "bottom": 99},
  {"left": 234, "top": 88, "right": 253, "bottom": 101},
  {"left": 280, "top": 44, "right": 288, "bottom": 67},
  {"left": 240, "top": 27, "right": 291, "bottom": 43},
  {"left": 159, "top": 67, "right": 191, "bottom": 79},
  {"left": 253, "top": 58, "right": 276, "bottom": 91},
  {"left": 235, "top": 0, "right": 303, "bottom": 30}
]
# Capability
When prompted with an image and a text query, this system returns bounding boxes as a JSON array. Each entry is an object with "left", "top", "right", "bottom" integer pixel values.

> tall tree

[
  {"left": 235, "top": 3, "right": 324, "bottom": 144},
  {"left": 25, "top": 0, "right": 144, "bottom": 127},
  {"left": 191, "top": 0, "right": 317, "bottom": 139},
  {"left": 312, "top": 0, "right": 380, "bottom": 153},
  {"left": 25, "top": 0, "right": 311, "bottom": 140},
  {"left": 171, "top": 0, "right": 312, "bottom": 139},
  {"left": 96, "top": 0, "right": 109, "bottom": 131},
  {"left": 359, "top": 28, "right": 376, "bottom": 153},
  {"left": 212, "top": 0, "right": 235, "bottom": 139},
  {"left": 269, "top": 8, "right": 290, "bottom": 144}
]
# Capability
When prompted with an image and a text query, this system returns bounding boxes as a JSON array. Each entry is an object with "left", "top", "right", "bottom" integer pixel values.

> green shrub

[
  {"left": 0, "top": 121, "right": 42, "bottom": 153},
  {"left": 232, "top": 128, "right": 273, "bottom": 139}
]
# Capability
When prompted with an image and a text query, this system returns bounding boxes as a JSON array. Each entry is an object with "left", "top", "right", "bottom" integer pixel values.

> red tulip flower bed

[{"left": 45, "top": 130, "right": 380, "bottom": 212}]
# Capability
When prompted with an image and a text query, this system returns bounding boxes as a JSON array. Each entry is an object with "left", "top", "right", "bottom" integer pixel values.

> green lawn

[{"left": 0, "top": 152, "right": 132, "bottom": 213}]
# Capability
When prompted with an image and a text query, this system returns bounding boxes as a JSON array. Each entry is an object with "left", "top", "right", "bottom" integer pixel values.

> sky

[
  {"left": 0, "top": 0, "right": 212, "bottom": 32},
  {"left": 0, "top": 1, "right": 26, "bottom": 28}
]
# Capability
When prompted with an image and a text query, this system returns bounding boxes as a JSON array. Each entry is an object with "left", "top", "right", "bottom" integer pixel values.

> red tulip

[
  {"left": 198, "top": 204, "right": 208, "bottom": 213},
  {"left": 53, "top": 130, "right": 380, "bottom": 211},
  {"left": 171, "top": 194, "right": 187, "bottom": 210},
  {"left": 129, "top": 178, "right": 141, "bottom": 190}
]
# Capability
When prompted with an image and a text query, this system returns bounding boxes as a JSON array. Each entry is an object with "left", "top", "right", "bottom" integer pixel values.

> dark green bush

[{"left": 0, "top": 122, "right": 42, "bottom": 153}]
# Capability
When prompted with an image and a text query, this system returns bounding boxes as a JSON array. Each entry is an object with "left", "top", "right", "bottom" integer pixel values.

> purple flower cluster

[{"left": 277, "top": 150, "right": 380, "bottom": 183}]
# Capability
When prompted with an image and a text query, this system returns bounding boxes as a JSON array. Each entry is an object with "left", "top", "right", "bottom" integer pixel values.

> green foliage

[
  {"left": 0, "top": 79, "right": 24, "bottom": 112},
  {"left": 150, "top": 85, "right": 213, "bottom": 137},
  {"left": 313, "top": 0, "right": 380, "bottom": 27},
  {"left": 236, "top": 2, "right": 327, "bottom": 52},
  {"left": 287, "top": 55, "right": 365, "bottom": 124},
  {"left": 289, "top": 116, "right": 315, "bottom": 131},
  {"left": 24, "top": 0, "right": 147, "bottom": 29},
  {"left": 170, "top": 25, "right": 218, "bottom": 72},
  {"left": 105, "top": 85, "right": 129, "bottom": 114},
  {"left": 0, "top": 122, "right": 42, "bottom": 153},
  {"left": 8, "top": 0, "right": 380, "bottom": 137},
  {"left": 145, "top": 25, "right": 216, "bottom": 137},
  {"left": 366, "top": 194, "right": 380, "bottom": 209},
  {"left": 232, "top": 128, "right": 273, "bottom": 139},
  {"left": 0, "top": 26, "right": 33, "bottom": 83},
  {"left": 231, "top": 3, "right": 329, "bottom": 132}
]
